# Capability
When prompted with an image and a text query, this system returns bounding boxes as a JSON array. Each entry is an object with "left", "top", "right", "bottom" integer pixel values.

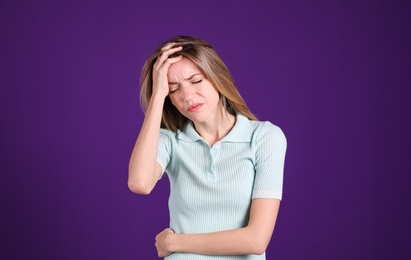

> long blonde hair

[{"left": 140, "top": 35, "right": 258, "bottom": 131}]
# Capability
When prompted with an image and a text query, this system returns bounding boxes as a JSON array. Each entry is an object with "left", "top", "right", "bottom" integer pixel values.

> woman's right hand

[{"left": 151, "top": 43, "right": 183, "bottom": 99}]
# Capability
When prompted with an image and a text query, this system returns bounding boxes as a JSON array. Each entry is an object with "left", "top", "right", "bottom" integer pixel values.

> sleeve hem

[{"left": 252, "top": 191, "right": 282, "bottom": 200}]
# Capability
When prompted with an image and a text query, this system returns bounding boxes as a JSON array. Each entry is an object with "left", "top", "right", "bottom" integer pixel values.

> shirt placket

[{"left": 206, "top": 143, "right": 220, "bottom": 182}]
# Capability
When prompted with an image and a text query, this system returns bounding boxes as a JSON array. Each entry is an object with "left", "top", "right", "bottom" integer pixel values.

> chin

[{"left": 184, "top": 112, "right": 201, "bottom": 120}]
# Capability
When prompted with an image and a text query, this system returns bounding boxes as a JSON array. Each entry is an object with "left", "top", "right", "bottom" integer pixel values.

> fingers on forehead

[{"left": 161, "top": 42, "right": 178, "bottom": 51}]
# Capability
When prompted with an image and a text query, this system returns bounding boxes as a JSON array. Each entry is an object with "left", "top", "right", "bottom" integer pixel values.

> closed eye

[
  {"left": 193, "top": 79, "right": 202, "bottom": 84},
  {"left": 170, "top": 87, "right": 179, "bottom": 94}
]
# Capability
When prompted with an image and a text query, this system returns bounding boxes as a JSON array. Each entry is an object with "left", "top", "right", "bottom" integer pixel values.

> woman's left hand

[{"left": 155, "top": 228, "right": 175, "bottom": 257}]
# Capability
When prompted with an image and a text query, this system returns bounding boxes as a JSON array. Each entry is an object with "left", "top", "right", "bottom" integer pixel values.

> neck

[{"left": 193, "top": 110, "right": 236, "bottom": 147}]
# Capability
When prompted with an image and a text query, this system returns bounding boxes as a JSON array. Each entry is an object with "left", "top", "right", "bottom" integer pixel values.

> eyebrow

[{"left": 168, "top": 73, "right": 202, "bottom": 85}]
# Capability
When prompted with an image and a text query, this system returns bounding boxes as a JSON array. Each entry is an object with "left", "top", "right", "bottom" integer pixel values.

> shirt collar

[{"left": 177, "top": 114, "right": 254, "bottom": 143}]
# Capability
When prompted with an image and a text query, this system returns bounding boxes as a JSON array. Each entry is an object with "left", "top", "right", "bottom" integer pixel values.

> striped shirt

[{"left": 157, "top": 114, "right": 287, "bottom": 259}]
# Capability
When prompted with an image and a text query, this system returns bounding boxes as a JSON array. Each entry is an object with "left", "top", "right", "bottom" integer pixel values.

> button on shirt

[{"left": 157, "top": 114, "right": 287, "bottom": 260}]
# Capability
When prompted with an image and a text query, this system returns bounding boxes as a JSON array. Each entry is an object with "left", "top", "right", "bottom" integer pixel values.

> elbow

[
  {"left": 251, "top": 243, "right": 268, "bottom": 255},
  {"left": 250, "top": 241, "right": 268, "bottom": 255},
  {"left": 248, "top": 233, "right": 270, "bottom": 255},
  {"left": 128, "top": 180, "right": 153, "bottom": 195}
]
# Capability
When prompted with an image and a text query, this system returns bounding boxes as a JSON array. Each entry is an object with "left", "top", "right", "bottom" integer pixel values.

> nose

[{"left": 181, "top": 85, "right": 195, "bottom": 102}]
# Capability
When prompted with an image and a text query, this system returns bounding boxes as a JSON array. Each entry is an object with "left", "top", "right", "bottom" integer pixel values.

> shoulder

[
  {"left": 250, "top": 120, "right": 286, "bottom": 139},
  {"left": 231, "top": 114, "right": 286, "bottom": 145},
  {"left": 160, "top": 128, "right": 177, "bottom": 137},
  {"left": 159, "top": 128, "right": 179, "bottom": 144},
  {"left": 249, "top": 120, "right": 287, "bottom": 147}
]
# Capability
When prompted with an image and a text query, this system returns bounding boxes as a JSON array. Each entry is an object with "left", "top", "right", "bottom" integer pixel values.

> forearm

[
  {"left": 169, "top": 227, "right": 265, "bottom": 256},
  {"left": 128, "top": 95, "right": 165, "bottom": 194},
  {"left": 157, "top": 199, "right": 279, "bottom": 257}
]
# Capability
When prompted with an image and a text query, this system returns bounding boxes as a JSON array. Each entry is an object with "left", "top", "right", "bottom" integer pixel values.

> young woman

[{"left": 128, "top": 36, "right": 287, "bottom": 259}]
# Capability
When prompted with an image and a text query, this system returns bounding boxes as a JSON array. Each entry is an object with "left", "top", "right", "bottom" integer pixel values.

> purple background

[{"left": 1, "top": 0, "right": 410, "bottom": 259}]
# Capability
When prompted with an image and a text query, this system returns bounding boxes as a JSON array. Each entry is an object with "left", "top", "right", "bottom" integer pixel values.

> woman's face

[{"left": 167, "top": 58, "right": 221, "bottom": 125}]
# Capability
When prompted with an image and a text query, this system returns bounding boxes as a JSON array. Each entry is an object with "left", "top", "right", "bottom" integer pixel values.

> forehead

[{"left": 167, "top": 58, "right": 201, "bottom": 80}]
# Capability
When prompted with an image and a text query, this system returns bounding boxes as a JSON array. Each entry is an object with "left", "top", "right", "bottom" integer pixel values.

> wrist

[
  {"left": 150, "top": 91, "right": 168, "bottom": 101},
  {"left": 147, "top": 94, "right": 166, "bottom": 109},
  {"left": 167, "top": 233, "right": 180, "bottom": 253}
]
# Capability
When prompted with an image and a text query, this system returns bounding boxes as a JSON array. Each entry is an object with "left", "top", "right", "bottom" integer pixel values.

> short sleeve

[
  {"left": 251, "top": 122, "right": 287, "bottom": 200},
  {"left": 157, "top": 129, "right": 173, "bottom": 178}
]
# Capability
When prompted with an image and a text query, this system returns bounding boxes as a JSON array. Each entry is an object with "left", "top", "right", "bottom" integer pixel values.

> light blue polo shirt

[{"left": 157, "top": 114, "right": 287, "bottom": 260}]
